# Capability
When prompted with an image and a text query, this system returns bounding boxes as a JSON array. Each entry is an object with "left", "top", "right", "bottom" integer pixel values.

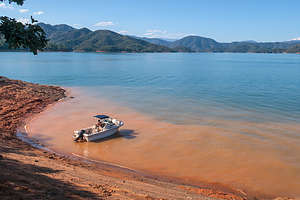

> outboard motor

[{"left": 73, "top": 130, "right": 85, "bottom": 142}]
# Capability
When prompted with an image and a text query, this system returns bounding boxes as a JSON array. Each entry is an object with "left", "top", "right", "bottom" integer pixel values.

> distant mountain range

[
  {"left": 1, "top": 23, "right": 300, "bottom": 53},
  {"left": 38, "top": 23, "right": 173, "bottom": 52},
  {"left": 138, "top": 36, "right": 300, "bottom": 53}
]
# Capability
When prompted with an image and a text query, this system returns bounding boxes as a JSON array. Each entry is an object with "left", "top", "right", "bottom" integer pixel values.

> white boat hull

[
  {"left": 73, "top": 119, "right": 124, "bottom": 142},
  {"left": 83, "top": 127, "right": 119, "bottom": 142}
]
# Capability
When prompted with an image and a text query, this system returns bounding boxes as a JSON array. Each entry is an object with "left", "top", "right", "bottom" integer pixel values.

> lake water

[{"left": 1, "top": 52, "right": 300, "bottom": 197}]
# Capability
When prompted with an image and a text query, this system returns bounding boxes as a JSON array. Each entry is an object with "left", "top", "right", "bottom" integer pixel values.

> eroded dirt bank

[{"left": 0, "top": 76, "right": 283, "bottom": 200}]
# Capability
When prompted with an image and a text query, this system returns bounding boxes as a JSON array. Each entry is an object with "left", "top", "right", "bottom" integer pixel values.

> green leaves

[
  {"left": 0, "top": 17, "right": 48, "bottom": 55},
  {"left": 0, "top": 0, "right": 48, "bottom": 55}
]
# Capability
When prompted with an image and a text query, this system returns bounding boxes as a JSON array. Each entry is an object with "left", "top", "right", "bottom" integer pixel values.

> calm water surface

[
  {"left": 1, "top": 52, "right": 300, "bottom": 197},
  {"left": 1, "top": 52, "right": 300, "bottom": 124}
]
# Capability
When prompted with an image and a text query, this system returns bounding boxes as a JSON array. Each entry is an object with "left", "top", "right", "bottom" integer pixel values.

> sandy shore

[{"left": 0, "top": 76, "right": 289, "bottom": 200}]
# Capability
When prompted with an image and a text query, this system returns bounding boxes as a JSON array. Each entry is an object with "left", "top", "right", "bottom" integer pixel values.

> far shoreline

[{"left": 1, "top": 50, "right": 300, "bottom": 54}]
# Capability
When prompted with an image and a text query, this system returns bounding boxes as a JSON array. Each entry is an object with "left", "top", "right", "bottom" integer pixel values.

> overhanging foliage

[{"left": 0, "top": 0, "right": 48, "bottom": 55}]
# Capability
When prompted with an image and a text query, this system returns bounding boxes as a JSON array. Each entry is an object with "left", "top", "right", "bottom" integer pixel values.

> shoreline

[
  {"left": 0, "top": 76, "right": 291, "bottom": 199},
  {"left": 19, "top": 122, "right": 249, "bottom": 200},
  {"left": 26, "top": 86, "right": 300, "bottom": 199},
  {"left": 1, "top": 50, "right": 300, "bottom": 54},
  {"left": 20, "top": 87, "right": 250, "bottom": 199}
]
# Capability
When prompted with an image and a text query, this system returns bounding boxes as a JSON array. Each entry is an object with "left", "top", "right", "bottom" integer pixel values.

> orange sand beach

[
  {"left": 26, "top": 87, "right": 300, "bottom": 199},
  {"left": 0, "top": 76, "right": 296, "bottom": 199},
  {"left": 0, "top": 76, "right": 253, "bottom": 200}
]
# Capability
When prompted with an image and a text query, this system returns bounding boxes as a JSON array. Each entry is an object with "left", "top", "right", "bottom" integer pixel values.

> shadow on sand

[
  {"left": 0, "top": 129, "right": 136, "bottom": 199},
  {"left": 0, "top": 153, "right": 101, "bottom": 199}
]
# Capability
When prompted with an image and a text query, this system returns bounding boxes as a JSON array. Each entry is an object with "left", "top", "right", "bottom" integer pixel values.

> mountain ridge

[
  {"left": 1, "top": 23, "right": 300, "bottom": 53},
  {"left": 38, "top": 23, "right": 174, "bottom": 52},
  {"left": 140, "top": 35, "right": 300, "bottom": 53}
]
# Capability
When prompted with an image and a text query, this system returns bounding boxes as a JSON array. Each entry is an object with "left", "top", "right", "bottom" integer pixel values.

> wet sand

[
  {"left": 0, "top": 77, "right": 251, "bottom": 200},
  {"left": 0, "top": 76, "right": 254, "bottom": 200},
  {"left": 27, "top": 87, "right": 300, "bottom": 198}
]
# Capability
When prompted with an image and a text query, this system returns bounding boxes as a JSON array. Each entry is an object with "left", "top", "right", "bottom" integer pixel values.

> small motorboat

[{"left": 73, "top": 115, "right": 124, "bottom": 142}]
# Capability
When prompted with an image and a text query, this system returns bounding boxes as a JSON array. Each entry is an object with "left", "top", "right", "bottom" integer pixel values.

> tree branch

[
  {"left": 0, "top": 16, "right": 48, "bottom": 55},
  {"left": 0, "top": 0, "right": 24, "bottom": 6}
]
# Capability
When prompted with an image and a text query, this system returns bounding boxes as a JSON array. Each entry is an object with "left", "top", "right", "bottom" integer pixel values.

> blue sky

[{"left": 1, "top": 0, "right": 300, "bottom": 42}]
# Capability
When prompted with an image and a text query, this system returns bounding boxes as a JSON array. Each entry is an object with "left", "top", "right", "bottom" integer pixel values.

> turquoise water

[
  {"left": 1, "top": 52, "right": 300, "bottom": 125},
  {"left": 3, "top": 52, "right": 300, "bottom": 196}
]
